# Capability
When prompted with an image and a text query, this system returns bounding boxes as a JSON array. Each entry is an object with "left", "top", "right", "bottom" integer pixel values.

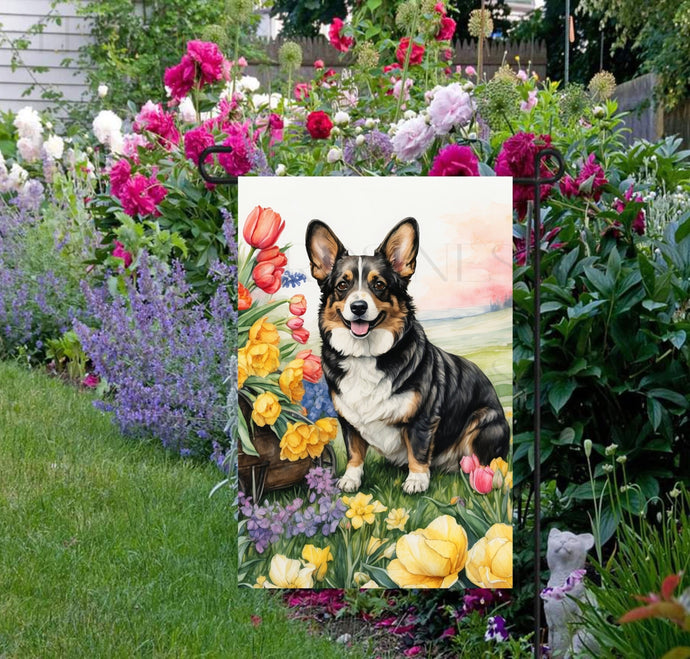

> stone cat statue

[{"left": 542, "top": 528, "right": 600, "bottom": 658}]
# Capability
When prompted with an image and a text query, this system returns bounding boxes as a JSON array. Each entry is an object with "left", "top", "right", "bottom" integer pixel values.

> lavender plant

[{"left": 74, "top": 251, "right": 236, "bottom": 456}]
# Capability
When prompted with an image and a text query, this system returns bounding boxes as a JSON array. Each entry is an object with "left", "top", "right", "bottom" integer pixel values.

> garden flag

[{"left": 236, "top": 177, "right": 513, "bottom": 589}]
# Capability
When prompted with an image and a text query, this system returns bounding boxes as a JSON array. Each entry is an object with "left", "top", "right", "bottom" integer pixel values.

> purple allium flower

[{"left": 343, "top": 130, "right": 394, "bottom": 168}]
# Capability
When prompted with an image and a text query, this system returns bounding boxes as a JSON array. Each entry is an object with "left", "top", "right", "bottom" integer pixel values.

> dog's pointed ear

[
  {"left": 306, "top": 220, "right": 347, "bottom": 283},
  {"left": 375, "top": 218, "right": 419, "bottom": 279}
]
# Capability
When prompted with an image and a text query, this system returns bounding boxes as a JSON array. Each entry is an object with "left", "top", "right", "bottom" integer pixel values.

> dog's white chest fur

[{"left": 332, "top": 357, "right": 414, "bottom": 466}]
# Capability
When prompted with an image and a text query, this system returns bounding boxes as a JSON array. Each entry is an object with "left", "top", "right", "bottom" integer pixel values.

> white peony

[
  {"left": 334, "top": 110, "right": 350, "bottom": 125},
  {"left": 8, "top": 163, "right": 29, "bottom": 191},
  {"left": 17, "top": 136, "right": 42, "bottom": 163},
  {"left": 14, "top": 106, "right": 43, "bottom": 140},
  {"left": 92, "top": 110, "right": 123, "bottom": 147},
  {"left": 355, "top": 134, "right": 365, "bottom": 146},
  {"left": 178, "top": 96, "right": 198, "bottom": 123},
  {"left": 98, "top": 84, "right": 109, "bottom": 98},
  {"left": 43, "top": 134, "right": 65, "bottom": 160},
  {"left": 326, "top": 147, "right": 343, "bottom": 164},
  {"left": 275, "top": 163, "right": 287, "bottom": 176},
  {"left": 239, "top": 75, "right": 260, "bottom": 93}
]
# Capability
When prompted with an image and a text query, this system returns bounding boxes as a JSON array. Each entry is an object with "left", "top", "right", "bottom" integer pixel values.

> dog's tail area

[{"left": 460, "top": 407, "right": 511, "bottom": 466}]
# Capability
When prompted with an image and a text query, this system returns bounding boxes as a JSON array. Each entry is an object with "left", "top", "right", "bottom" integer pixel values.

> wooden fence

[{"left": 246, "top": 37, "right": 547, "bottom": 88}]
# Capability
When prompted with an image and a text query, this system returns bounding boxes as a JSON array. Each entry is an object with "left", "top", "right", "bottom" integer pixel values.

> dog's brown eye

[
  {"left": 373, "top": 280, "right": 386, "bottom": 291},
  {"left": 336, "top": 280, "right": 349, "bottom": 292}
]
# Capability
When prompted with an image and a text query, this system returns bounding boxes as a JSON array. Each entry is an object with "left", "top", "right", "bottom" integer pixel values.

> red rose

[
  {"left": 428, "top": 145, "right": 480, "bottom": 177},
  {"left": 243, "top": 206, "right": 285, "bottom": 249},
  {"left": 306, "top": 111, "right": 333, "bottom": 139},
  {"left": 328, "top": 18, "right": 353, "bottom": 53},
  {"left": 436, "top": 16, "right": 456, "bottom": 41},
  {"left": 396, "top": 38, "right": 425, "bottom": 67}
]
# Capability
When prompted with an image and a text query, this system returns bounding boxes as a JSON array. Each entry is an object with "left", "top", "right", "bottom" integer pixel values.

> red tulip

[
  {"left": 252, "top": 262, "right": 284, "bottom": 294},
  {"left": 291, "top": 327, "right": 310, "bottom": 344},
  {"left": 238, "top": 282, "right": 252, "bottom": 310},
  {"left": 296, "top": 349, "right": 322, "bottom": 383},
  {"left": 469, "top": 466, "right": 494, "bottom": 494},
  {"left": 243, "top": 205, "right": 285, "bottom": 249},
  {"left": 289, "top": 294, "right": 307, "bottom": 316},
  {"left": 256, "top": 246, "right": 288, "bottom": 268},
  {"left": 286, "top": 316, "right": 304, "bottom": 330}
]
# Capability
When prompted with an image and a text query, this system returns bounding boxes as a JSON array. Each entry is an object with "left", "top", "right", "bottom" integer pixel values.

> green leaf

[
  {"left": 238, "top": 410, "right": 258, "bottom": 457},
  {"left": 584, "top": 266, "right": 613, "bottom": 296},
  {"left": 548, "top": 379, "right": 577, "bottom": 414},
  {"left": 647, "top": 397, "right": 663, "bottom": 431},
  {"left": 361, "top": 564, "right": 399, "bottom": 589},
  {"left": 674, "top": 212, "right": 690, "bottom": 243},
  {"left": 647, "top": 388, "right": 688, "bottom": 409}
]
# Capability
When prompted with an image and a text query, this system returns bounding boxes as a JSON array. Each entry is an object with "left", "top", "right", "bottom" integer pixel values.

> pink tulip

[
  {"left": 286, "top": 316, "right": 304, "bottom": 330},
  {"left": 470, "top": 466, "right": 495, "bottom": 494},
  {"left": 460, "top": 454, "right": 480, "bottom": 474}
]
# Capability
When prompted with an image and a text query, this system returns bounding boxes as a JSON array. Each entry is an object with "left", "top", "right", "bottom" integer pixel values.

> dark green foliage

[
  {"left": 270, "top": 0, "right": 350, "bottom": 37},
  {"left": 508, "top": 1, "right": 641, "bottom": 86},
  {"left": 451, "top": 0, "right": 512, "bottom": 42}
]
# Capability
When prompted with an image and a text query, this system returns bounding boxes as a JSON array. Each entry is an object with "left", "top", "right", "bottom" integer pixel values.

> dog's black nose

[{"left": 350, "top": 300, "right": 368, "bottom": 317}]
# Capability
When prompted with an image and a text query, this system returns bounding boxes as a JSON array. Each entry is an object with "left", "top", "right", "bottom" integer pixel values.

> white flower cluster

[
  {"left": 0, "top": 150, "right": 29, "bottom": 193},
  {"left": 92, "top": 109, "right": 124, "bottom": 154},
  {"left": 14, "top": 106, "right": 44, "bottom": 164}
]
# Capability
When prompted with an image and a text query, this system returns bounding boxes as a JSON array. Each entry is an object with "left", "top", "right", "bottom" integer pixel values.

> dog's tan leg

[
  {"left": 338, "top": 428, "right": 368, "bottom": 492},
  {"left": 402, "top": 429, "right": 431, "bottom": 494}
]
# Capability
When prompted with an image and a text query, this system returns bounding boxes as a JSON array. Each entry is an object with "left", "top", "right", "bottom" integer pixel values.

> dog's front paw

[
  {"left": 338, "top": 465, "right": 363, "bottom": 492},
  {"left": 402, "top": 471, "right": 430, "bottom": 494}
]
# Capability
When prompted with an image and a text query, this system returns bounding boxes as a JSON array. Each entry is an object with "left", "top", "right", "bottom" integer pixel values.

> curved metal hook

[
  {"left": 197, "top": 146, "right": 239, "bottom": 185},
  {"left": 513, "top": 147, "right": 566, "bottom": 186}
]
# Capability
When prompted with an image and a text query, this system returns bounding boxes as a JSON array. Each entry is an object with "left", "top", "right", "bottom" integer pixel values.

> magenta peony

[
  {"left": 559, "top": 153, "right": 608, "bottom": 202},
  {"left": 429, "top": 144, "right": 480, "bottom": 176},
  {"left": 109, "top": 159, "right": 131, "bottom": 198},
  {"left": 118, "top": 173, "right": 168, "bottom": 217},
  {"left": 436, "top": 16, "right": 456, "bottom": 41},
  {"left": 134, "top": 101, "right": 180, "bottom": 149},
  {"left": 218, "top": 122, "right": 254, "bottom": 177},
  {"left": 183, "top": 125, "right": 215, "bottom": 165},
  {"left": 164, "top": 54, "right": 197, "bottom": 101},
  {"left": 187, "top": 40, "right": 226, "bottom": 86},
  {"left": 329, "top": 18, "right": 353, "bottom": 53}
]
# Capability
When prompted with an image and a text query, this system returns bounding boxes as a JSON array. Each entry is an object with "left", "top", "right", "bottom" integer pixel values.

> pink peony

[
  {"left": 520, "top": 89, "right": 538, "bottom": 112},
  {"left": 465, "top": 65, "right": 476, "bottom": 77},
  {"left": 187, "top": 40, "right": 227, "bottom": 86},
  {"left": 494, "top": 132, "right": 554, "bottom": 218},
  {"left": 314, "top": 59, "right": 325, "bottom": 69},
  {"left": 612, "top": 185, "right": 646, "bottom": 236},
  {"left": 559, "top": 153, "right": 608, "bottom": 202},
  {"left": 122, "top": 133, "right": 149, "bottom": 161},
  {"left": 112, "top": 240, "right": 133, "bottom": 268},
  {"left": 164, "top": 54, "right": 197, "bottom": 101},
  {"left": 183, "top": 125, "right": 215, "bottom": 165},
  {"left": 294, "top": 82, "right": 310, "bottom": 101},
  {"left": 428, "top": 82, "right": 475, "bottom": 135},
  {"left": 268, "top": 113, "right": 284, "bottom": 145},
  {"left": 460, "top": 454, "right": 480, "bottom": 474},
  {"left": 134, "top": 101, "right": 180, "bottom": 149},
  {"left": 436, "top": 16, "right": 456, "bottom": 41},
  {"left": 329, "top": 18, "right": 353, "bottom": 53},
  {"left": 391, "top": 116, "right": 434, "bottom": 162},
  {"left": 118, "top": 173, "right": 168, "bottom": 217},
  {"left": 428, "top": 144, "right": 480, "bottom": 176},
  {"left": 434, "top": 2, "right": 446, "bottom": 14},
  {"left": 109, "top": 159, "right": 131, "bottom": 198},
  {"left": 218, "top": 122, "right": 254, "bottom": 176},
  {"left": 469, "top": 466, "right": 495, "bottom": 494}
]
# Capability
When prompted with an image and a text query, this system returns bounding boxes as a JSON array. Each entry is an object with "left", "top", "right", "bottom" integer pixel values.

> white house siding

[{"left": 0, "top": 0, "right": 92, "bottom": 113}]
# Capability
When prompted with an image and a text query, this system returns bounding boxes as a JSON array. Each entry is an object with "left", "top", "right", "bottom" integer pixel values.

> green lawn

[{"left": 0, "top": 362, "right": 349, "bottom": 658}]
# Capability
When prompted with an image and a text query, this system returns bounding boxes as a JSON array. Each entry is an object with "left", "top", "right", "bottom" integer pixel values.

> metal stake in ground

[
  {"left": 514, "top": 147, "right": 565, "bottom": 659},
  {"left": 198, "top": 146, "right": 239, "bottom": 185}
]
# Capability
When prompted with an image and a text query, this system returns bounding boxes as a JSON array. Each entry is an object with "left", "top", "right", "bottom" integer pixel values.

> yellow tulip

[
  {"left": 245, "top": 341, "right": 280, "bottom": 377},
  {"left": 280, "top": 422, "right": 321, "bottom": 461},
  {"left": 301, "top": 544, "right": 333, "bottom": 582},
  {"left": 490, "top": 457, "right": 509, "bottom": 478},
  {"left": 249, "top": 316, "right": 280, "bottom": 346},
  {"left": 366, "top": 536, "right": 385, "bottom": 556},
  {"left": 279, "top": 359, "right": 305, "bottom": 403},
  {"left": 465, "top": 523, "right": 513, "bottom": 588},
  {"left": 266, "top": 554, "right": 315, "bottom": 588},
  {"left": 315, "top": 417, "right": 339, "bottom": 441},
  {"left": 251, "top": 391, "right": 281, "bottom": 427},
  {"left": 385, "top": 507, "right": 410, "bottom": 531},
  {"left": 387, "top": 515, "right": 468, "bottom": 589},
  {"left": 238, "top": 347, "right": 249, "bottom": 389},
  {"left": 341, "top": 492, "right": 387, "bottom": 530}
]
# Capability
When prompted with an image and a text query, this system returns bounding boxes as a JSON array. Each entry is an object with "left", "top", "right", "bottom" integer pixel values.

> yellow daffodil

[
  {"left": 341, "top": 492, "right": 387, "bottom": 530},
  {"left": 385, "top": 507, "right": 410, "bottom": 531},
  {"left": 251, "top": 391, "right": 281, "bottom": 427},
  {"left": 301, "top": 544, "right": 333, "bottom": 582},
  {"left": 238, "top": 347, "right": 249, "bottom": 389},
  {"left": 465, "top": 523, "right": 513, "bottom": 588},
  {"left": 266, "top": 554, "right": 315, "bottom": 588},
  {"left": 249, "top": 317, "right": 280, "bottom": 346},
  {"left": 253, "top": 575, "right": 267, "bottom": 588},
  {"left": 387, "top": 515, "right": 468, "bottom": 589},
  {"left": 245, "top": 341, "right": 280, "bottom": 377},
  {"left": 503, "top": 471, "right": 513, "bottom": 493},
  {"left": 279, "top": 359, "right": 305, "bottom": 403},
  {"left": 366, "top": 536, "right": 385, "bottom": 556}
]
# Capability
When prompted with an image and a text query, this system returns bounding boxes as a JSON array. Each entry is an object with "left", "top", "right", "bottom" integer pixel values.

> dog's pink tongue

[{"left": 350, "top": 320, "right": 370, "bottom": 336}]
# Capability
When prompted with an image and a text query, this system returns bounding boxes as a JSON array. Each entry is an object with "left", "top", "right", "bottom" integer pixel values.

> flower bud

[
  {"left": 583, "top": 439, "right": 592, "bottom": 458},
  {"left": 355, "top": 134, "right": 365, "bottom": 146},
  {"left": 98, "top": 84, "right": 109, "bottom": 98},
  {"left": 275, "top": 163, "right": 287, "bottom": 176},
  {"left": 326, "top": 146, "right": 342, "bottom": 163}
]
